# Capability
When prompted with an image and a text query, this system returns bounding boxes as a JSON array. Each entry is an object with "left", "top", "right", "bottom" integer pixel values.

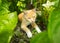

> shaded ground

[{"left": 10, "top": 19, "right": 47, "bottom": 43}]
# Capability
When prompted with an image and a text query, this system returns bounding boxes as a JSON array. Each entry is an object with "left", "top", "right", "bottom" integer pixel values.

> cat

[{"left": 18, "top": 9, "right": 41, "bottom": 38}]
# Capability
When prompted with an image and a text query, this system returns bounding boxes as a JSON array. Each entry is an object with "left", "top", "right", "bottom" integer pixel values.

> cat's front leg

[
  {"left": 31, "top": 22, "right": 41, "bottom": 33},
  {"left": 21, "top": 25, "right": 32, "bottom": 38}
]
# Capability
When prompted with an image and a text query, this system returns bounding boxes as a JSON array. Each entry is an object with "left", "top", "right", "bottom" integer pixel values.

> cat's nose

[{"left": 32, "top": 20, "right": 35, "bottom": 22}]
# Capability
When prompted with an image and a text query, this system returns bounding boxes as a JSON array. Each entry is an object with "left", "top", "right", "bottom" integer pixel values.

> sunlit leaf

[
  {"left": 0, "top": 12, "right": 18, "bottom": 43},
  {"left": 48, "top": 7, "right": 60, "bottom": 43},
  {"left": 30, "top": 31, "right": 51, "bottom": 43}
]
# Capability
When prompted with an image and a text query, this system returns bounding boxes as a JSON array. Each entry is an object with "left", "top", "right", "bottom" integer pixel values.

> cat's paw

[
  {"left": 37, "top": 29, "right": 41, "bottom": 33},
  {"left": 36, "top": 26, "right": 41, "bottom": 33},
  {"left": 27, "top": 32, "right": 32, "bottom": 38}
]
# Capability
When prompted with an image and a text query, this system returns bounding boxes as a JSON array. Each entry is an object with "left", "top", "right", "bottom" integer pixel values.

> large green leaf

[
  {"left": 30, "top": 31, "right": 51, "bottom": 43},
  {"left": 48, "top": 8, "right": 60, "bottom": 43},
  {"left": 0, "top": 12, "right": 18, "bottom": 43}
]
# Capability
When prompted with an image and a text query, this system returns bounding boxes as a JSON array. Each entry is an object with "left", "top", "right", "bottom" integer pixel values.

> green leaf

[
  {"left": 30, "top": 31, "right": 51, "bottom": 43},
  {"left": 57, "top": 0, "right": 60, "bottom": 8},
  {"left": 53, "top": 0, "right": 59, "bottom": 7},
  {"left": 48, "top": 8, "right": 60, "bottom": 43},
  {"left": 0, "top": 12, "right": 18, "bottom": 43},
  {"left": 0, "top": 0, "right": 10, "bottom": 15}
]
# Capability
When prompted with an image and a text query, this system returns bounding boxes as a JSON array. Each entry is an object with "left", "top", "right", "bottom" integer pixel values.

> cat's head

[{"left": 24, "top": 9, "right": 36, "bottom": 23}]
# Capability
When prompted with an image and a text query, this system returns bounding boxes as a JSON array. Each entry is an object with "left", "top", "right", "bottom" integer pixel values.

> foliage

[
  {"left": 30, "top": 0, "right": 60, "bottom": 43},
  {"left": 0, "top": 0, "right": 60, "bottom": 43},
  {"left": 0, "top": 0, "right": 18, "bottom": 43},
  {"left": 48, "top": 4, "right": 60, "bottom": 43},
  {"left": 30, "top": 31, "right": 51, "bottom": 43},
  {"left": 0, "top": 0, "right": 10, "bottom": 15},
  {"left": 17, "top": 0, "right": 26, "bottom": 11},
  {"left": 0, "top": 12, "right": 17, "bottom": 43}
]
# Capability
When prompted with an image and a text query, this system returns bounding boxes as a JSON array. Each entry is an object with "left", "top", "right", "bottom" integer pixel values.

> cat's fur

[{"left": 18, "top": 9, "right": 41, "bottom": 38}]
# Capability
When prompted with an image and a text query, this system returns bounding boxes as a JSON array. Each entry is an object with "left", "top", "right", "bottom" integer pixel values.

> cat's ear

[
  {"left": 32, "top": 8, "right": 36, "bottom": 12},
  {"left": 23, "top": 10, "right": 27, "bottom": 15}
]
